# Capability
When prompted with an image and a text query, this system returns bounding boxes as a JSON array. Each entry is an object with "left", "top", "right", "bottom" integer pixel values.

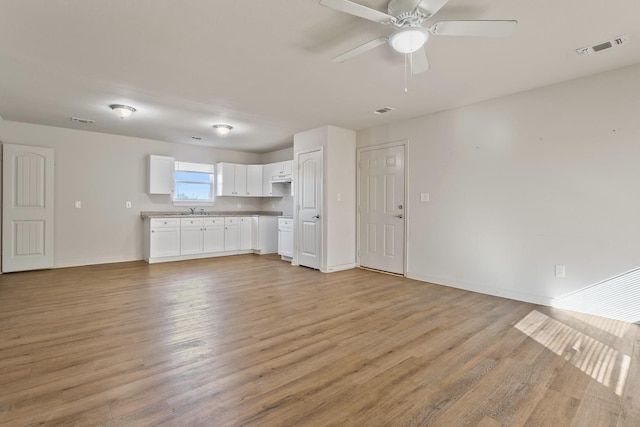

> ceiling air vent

[
  {"left": 191, "top": 136, "right": 203, "bottom": 141},
  {"left": 373, "top": 106, "right": 395, "bottom": 114},
  {"left": 70, "top": 116, "right": 95, "bottom": 124},
  {"left": 577, "top": 35, "right": 629, "bottom": 56}
]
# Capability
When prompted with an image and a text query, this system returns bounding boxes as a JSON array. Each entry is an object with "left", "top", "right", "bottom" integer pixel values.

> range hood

[{"left": 270, "top": 174, "right": 292, "bottom": 183}]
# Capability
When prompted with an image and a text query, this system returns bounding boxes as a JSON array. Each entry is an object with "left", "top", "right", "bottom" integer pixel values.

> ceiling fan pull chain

[{"left": 404, "top": 52, "right": 409, "bottom": 93}]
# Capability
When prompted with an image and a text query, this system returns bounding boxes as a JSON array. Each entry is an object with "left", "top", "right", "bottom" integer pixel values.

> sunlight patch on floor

[{"left": 514, "top": 310, "right": 630, "bottom": 396}]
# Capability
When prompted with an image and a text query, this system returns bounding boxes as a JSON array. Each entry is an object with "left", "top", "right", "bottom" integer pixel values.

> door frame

[
  {"left": 293, "top": 146, "right": 324, "bottom": 269},
  {"left": 356, "top": 140, "right": 408, "bottom": 276}
]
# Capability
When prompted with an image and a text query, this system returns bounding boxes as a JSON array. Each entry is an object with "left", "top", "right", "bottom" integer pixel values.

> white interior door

[
  {"left": 297, "top": 150, "right": 322, "bottom": 269},
  {"left": 358, "top": 145, "right": 405, "bottom": 275},
  {"left": 2, "top": 143, "right": 55, "bottom": 272}
]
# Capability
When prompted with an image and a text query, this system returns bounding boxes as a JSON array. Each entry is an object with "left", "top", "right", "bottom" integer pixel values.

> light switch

[
  {"left": 75, "top": 201, "right": 82, "bottom": 209},
  {"left": 420, "top": 193, "right": 430, "bottom": 202},
  {"left": 125, "top": 201, "right": 132, "bottom": 208},
  {"left": 555, "top": 265, "right": 566, "bottom": 278}
]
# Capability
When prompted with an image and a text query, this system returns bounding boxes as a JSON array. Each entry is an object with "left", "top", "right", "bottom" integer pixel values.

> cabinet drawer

[
  {"left": 224, "top": 217, "right": 239, "bottom": 225},
  {"left": 278, "top": 218, "right": 293, "bottom": 228},
  {"left": 180, "top": 218, "right": 203, "bottom": 227},
  {"left": 150, "top": 218, "right": 180, "bottom": 228},
  {"left": 204, "top": 217, "right": 224, "bottom": 226}
]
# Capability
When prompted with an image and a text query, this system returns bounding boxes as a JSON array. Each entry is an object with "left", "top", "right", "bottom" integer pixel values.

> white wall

[
  {"left": 294, "top": 125, "right": 356, "bottom": 272},
  {"left": 0, "top": 120, "right": 263, "bottom": 267},
  {"left": 357, "top": 63, "right": 640, "bottom": 305}
]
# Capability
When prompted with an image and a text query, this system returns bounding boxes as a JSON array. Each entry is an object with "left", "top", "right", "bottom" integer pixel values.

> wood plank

[{"left": 0, "top": 254, "right": 637, "bottom": 426}]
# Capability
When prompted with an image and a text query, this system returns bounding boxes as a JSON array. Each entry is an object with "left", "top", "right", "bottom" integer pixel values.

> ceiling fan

[{"left": 320, "top": 0, "right": 517, "bottom": 74}]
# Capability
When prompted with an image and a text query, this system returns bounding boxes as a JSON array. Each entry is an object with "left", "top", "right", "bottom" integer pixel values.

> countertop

[{"left": 140, "top": 210, "right": 283, "bottom": 219}]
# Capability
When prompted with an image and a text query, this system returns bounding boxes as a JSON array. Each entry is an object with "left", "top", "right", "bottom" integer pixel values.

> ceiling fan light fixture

[
  {"left": 109, "top": 104, "right": 136, "bottom": 119},
  {"left": 389, "top": 27, "right": 429, "bottom": 53},
  {"left": 213, "top": 124, "right": 233, "bottom": 136}
]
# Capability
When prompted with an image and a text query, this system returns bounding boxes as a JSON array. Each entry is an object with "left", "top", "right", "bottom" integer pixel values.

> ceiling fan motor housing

[{"left": 388, "top": 0, "right": 428, "bottom": 27}]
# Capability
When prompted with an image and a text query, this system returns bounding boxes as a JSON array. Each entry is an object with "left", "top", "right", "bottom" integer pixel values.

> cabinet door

[
  {"left": 246, "top": 165, "right": 263, "bottom": 196},
  {"left": 224, "top": 224, "right": 239, "bottom": 251},
  {"left": 282, "top": 160, "right": 292, "bottom": 176},
  {"left": 203, "top": 225, "right": 224, "bottom": 253},
  {"left": 148, "top": 155, "right": 175, "bottom": 195},
  {"left": 234, "top": 164, "right": 247, "bottom": 196},
  {"left": 262, "top": 163, "right": 275, "bottom": 196},
  {"left": 239, "top": 217, "right": 252, "bottom": 250},
  {"left": 150, "top": 227, "right": 180, "bottom": 257},
  {"left": 216, "top": 162, "right": 236, "bottom": 196},
  {"left": 180, "top": 226, "right": 203, "bottom": 255},
  {"left": 278, "top": 229, "right": 294, "bottom": 257}
]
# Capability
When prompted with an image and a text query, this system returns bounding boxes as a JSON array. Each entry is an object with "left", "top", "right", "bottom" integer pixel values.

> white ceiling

[{"left": 1, "top": 0, "right": 639, "bottom": 153}]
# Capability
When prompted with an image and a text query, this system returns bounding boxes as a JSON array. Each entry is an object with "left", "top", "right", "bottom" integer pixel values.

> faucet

[
  {"left": 188, "top": 207, "right": 196, "bottom": 215},
  {"left": 199, "top": 208, "right": 206, "bottom": 215}
]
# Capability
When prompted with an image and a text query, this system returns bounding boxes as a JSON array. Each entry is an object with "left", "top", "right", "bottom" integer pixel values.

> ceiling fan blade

[
  {"left": 332, "top": 37, "right": 388, "bottom": 62},
  {"left": 430, "top": 20, "right": 517, "bottom": 37},
  {"left": 320, "top": 0, "right": 396, "bottom": 24},
  {"left": 410, "top": 48, "right": 430, "bottom": 75},
  {"left": 418, "top": 0, "right": 451, "bottom": 17}
]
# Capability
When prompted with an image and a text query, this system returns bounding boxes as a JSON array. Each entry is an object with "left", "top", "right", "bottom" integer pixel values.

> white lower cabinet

[
  {"left": 148, "top": 218, "right": 181, "bottom": 258},
  {"left": 239, "top": 217, "right": 252, "bottom": 250},
  {"left": 180, "top": 218, "right": 204, "bottom": 255},
  {"left": 278, "top": 217, "right": 294, "bottom": 258},
  {"left": 224, "top": 217, "right": 240, "bottom": 251},
  {"left": 203, "top": 218, "right": 225, "bottom": 253},
  {"left": 145, "top": 215, "right": 275, "bottom": 263}
]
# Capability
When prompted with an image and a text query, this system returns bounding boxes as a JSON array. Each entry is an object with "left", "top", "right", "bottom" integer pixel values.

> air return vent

[
  {"left": 577, "top": 35, "right": 629, "bottom": 56},
  {"left": 373, "top": 106, "right": 395, "bottom": 114},
  {"left": 70, "top": 116, "right": 95, "bottom": 124}
]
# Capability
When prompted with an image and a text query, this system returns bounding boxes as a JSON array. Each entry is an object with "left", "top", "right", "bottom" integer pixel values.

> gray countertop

[{"left": 140, "top": 210, "right": 283, "bottom": 219}]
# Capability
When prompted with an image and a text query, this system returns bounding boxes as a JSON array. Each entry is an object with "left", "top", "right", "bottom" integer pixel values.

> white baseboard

[
  {"left": 323, "top": 263, "right": 357, "bottom": 273},
  {"left": 405, "top": 271, "right": 553, "bottom": 307}
]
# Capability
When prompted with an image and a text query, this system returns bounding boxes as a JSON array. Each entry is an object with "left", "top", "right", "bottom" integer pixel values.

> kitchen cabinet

[
  {"left": 224, "top": 217, "right": 240, "bottom": 251},
  {"left": 278, "top": 217, "right": 294, "bottom": 258},
  {"left": 203, "top": 218, "right": 225, "bottom": 253},
  {"left": 246, "top": 165, "right": 263, "bottom": 196},
  {"left": 262, "top": 163, "right": 277, "bottom": 196},
  {"left": 144, "top": 215, "right": 276, "bottom": 263},
  {"left": 239, "top": 217, "right": 253, "bottom": 250},
  {"left": 148, "top": 155, "right": 175, "bottom": 195},
  {"left": 180, "top": 218, "right": 204, "bottom": 255},
  {"left": 149, "top": 218, "right": 180, "bottom": 258},
  {"left": 181, "top": 217, "right": 226, "bottom": 255},
  {"left": 216, "top": 162, "right": 247, "bottom": 196}
]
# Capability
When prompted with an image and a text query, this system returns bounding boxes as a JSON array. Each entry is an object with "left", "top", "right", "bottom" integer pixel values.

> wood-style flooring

[{"left": 0, "top": 254, "right": 638, "bottom": 426}]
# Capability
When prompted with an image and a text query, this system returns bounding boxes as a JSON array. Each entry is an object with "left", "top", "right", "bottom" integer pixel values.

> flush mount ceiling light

[
  {"left": 213, "top": 124, "right": 233, "bottom": 136},
  {"left": 109, "top": 104, "right": 136, "bottom": 119},
  {"left": 389, "top": 27, "right": 429, "bottom": 53}
]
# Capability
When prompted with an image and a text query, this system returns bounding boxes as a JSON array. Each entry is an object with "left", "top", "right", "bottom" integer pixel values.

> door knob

[
  {"left": 395, "top": 214, "right": 403, "bottom": 219},
  {"left": 312, "top": 215, "right": 320, "bottom": 219}
]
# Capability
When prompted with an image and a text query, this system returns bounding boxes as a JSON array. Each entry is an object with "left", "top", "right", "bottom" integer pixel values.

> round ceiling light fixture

[
  {"left": 213, "top": 124, "right": 233, "bottom": 136},
  {"left": 109, "top": 104, "right": 137, "bottom": 119},
  {"left": 389, "top": 27, "right": 429, "bottom": 53}
]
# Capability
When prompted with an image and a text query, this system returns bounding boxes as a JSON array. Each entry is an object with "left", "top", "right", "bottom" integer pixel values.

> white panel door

[
  {"left": 234, "top": 164, "right": 247, "bottom": 196},
  {"left": 180, "top": 226, "right": 204, "bottom": 255},
  {"left": 246, "top": 165, "right": 263, "bottom": 196},
  {"left": 297, "top": 150, "right": 322, "bottom": 269},
  {"left": 358, "top": 145, "right": 405, "bottom": 275},
  {"left": 2, "top": 144, "right": 55, "bottom": 272}
]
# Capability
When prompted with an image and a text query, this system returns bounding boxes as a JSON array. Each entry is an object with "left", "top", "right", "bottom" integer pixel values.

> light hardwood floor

[{"left": 0, "top": 254, "right": 638, "bottom": 426}]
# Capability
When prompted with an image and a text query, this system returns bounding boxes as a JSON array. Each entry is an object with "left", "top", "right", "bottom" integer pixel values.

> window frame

[{"left": 172, "top": 161, "right": 215, "bottom": 207}]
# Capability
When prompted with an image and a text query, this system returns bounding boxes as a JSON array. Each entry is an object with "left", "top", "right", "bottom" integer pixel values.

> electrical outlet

[
  {"left": 125, "top": 201, "right": 132, "bottom": 208},
  {"left": 555, "top": 265, "right": 566, "bottom": 278},
  {"left": 75, "top": 201, "right": 82, "bottom": 209},
  {"left": 420, "top": 192, "right": 430, "bottom": 202}
]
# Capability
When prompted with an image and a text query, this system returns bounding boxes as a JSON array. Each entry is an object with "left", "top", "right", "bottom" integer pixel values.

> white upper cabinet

[
  {"left": 217, "top": 162, "right": 247, "bottom": 196},
  {"left": 246, "top": 165, "right": 263, "bottom": 196},
  {"left": 148, "top": 155, "right": 175, "bottom": 195}
]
